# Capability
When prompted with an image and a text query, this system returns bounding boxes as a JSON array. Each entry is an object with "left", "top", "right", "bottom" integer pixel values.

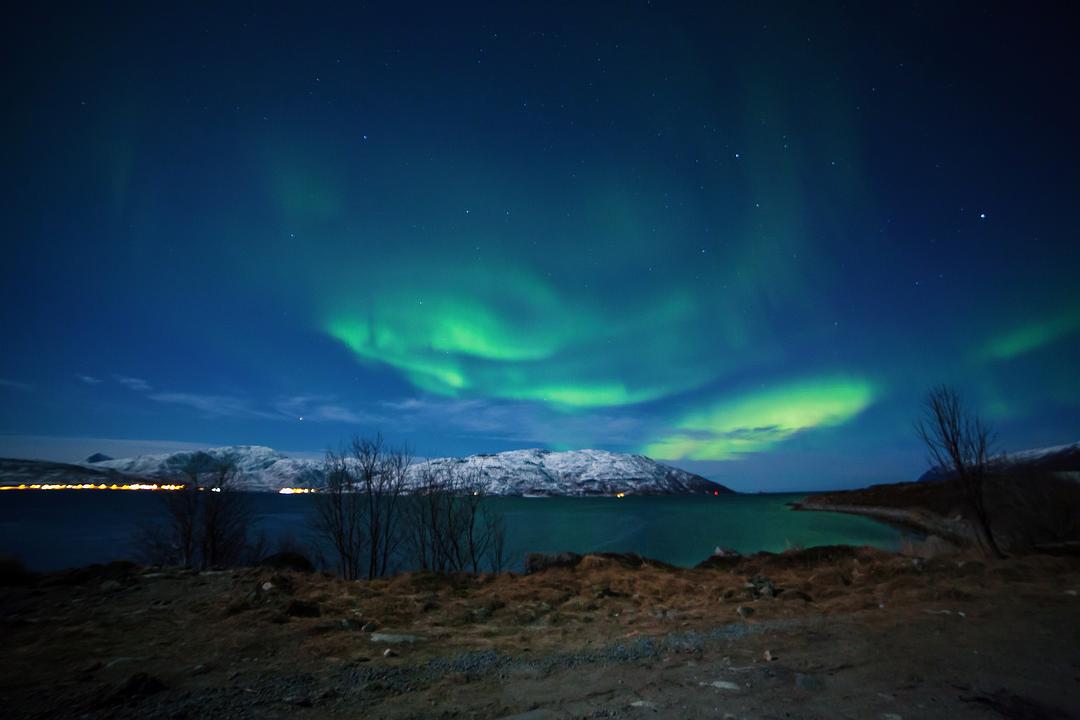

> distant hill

[
  {"left": 84, "top": 453, "right": 113, "bottom": 463},
  {"left": 2, "top": 445, "right": 732, "bottom": 496},
  {"left": 0, "top": 458, "right": 146, "bottom": 486},
  {"left": 917, "top": 441, "right": 1080, "bottom": 482}
]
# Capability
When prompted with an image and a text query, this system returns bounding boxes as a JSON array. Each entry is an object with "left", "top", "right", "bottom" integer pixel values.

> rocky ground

[{"left": 2, "top": 547, "right": 1079, "bottom": 719}]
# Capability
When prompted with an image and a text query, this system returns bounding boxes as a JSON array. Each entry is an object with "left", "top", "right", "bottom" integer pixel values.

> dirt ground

[{"left": 2, "top": 547, "right": 1079, "bottom": 719}]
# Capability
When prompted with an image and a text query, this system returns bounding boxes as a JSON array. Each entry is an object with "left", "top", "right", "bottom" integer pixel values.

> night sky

[{"left": 2, "top": 3, "right": 1078, "bottom": 490}]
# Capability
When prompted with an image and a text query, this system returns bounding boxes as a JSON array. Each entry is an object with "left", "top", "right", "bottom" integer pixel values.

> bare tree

[
  {"left": 915, "top": 385, "right": 1004, "bottom": 558},
  {"left": 312, "top": 434, "right": 412, "bottom": 580},
  {"left": 137, "top": 460, "right": 257, "bottom": 570},
  {"left": 312, "top": 449, "right": 365, "bottom": 579},
  {"left": 369, "top": 439, "right": 411, "bottom": 578},
  {"left": 200, "top": 464, "right": 256, "bottom": 569},
  {"left": 406, "top": 462, "right": 507, "bottom": 575}
]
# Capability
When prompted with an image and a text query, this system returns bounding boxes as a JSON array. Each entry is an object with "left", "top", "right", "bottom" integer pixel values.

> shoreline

[{"left": 790, "top": 499, "right": 975, "bottom": 546}]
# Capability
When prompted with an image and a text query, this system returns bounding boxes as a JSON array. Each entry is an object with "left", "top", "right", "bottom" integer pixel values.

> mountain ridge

[
  {"left": 2, "top": 445, "right": 732, "bottom": 496},
  {"left": 916, "top": 440, "right": 1080, "bottom": 482}
]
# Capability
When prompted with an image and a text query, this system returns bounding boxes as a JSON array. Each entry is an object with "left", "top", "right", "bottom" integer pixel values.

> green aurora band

[
  {"left": 325, "top": 267, "right": 721, "bottom": 409},
  {"left": 982, "top": 308, "right": 1080, "bottom": 362},
  {"left": 642, "top": 377, "right": 877, "bottom": 461}
]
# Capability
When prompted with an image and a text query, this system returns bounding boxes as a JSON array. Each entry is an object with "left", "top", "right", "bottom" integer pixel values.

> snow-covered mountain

[
  {"left": 917, "top": 440, "right": 1080, "bottom": 482},
  {"left": 76, "top": 445, "right": 731, "bottom": 495},
  {"left": 412, "top": 448, "right": 730, "bottom": 496},
  {"left": 91, "top": 445, "right": 325, "bottom": 491},
  {"left": 0, "top": 457, "right": 144, "bottom": 487}
]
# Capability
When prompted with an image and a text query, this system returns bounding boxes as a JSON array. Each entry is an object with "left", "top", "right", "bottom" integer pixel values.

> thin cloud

[
  {"left": 0, "top": 378, "right": 33, "bottom": 392},
  {"left": 0, "top": 435, "right": 213, "bottom": 464},
  {"left": 148, "top": 392, "right": 280, "bottom": 420},
  {"left": 114, "top": 375, "right": 151, "bottom": 391},
  {"left": 77, "top": 374, "right": 102, "bottom": 384},
  {"left": 275, "top": 395, "right": 383, "bottom": 424}
]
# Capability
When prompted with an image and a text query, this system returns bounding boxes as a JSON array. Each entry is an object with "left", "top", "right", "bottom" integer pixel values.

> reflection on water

[{"left": 0, "top": 492, "right": 904, "bottom": 572}]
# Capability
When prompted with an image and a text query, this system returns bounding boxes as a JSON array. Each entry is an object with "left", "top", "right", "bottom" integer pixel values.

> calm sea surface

[{"left": 0, "top": 492, "right": 905, "bottom": 572}]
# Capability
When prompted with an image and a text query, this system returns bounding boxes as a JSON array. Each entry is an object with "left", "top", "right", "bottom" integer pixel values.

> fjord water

[{"left": 0, "top": 492, "right": 904, "bottom": 572}]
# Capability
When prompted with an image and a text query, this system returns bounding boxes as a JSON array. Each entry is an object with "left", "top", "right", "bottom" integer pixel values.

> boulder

[{"left": 744, "top": 574, "right": 777, "bottom": 599}]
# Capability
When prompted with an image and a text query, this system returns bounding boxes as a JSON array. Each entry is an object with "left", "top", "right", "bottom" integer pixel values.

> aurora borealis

[{"left": 2, "top": 4, "right": 1078, "bottom": 490}]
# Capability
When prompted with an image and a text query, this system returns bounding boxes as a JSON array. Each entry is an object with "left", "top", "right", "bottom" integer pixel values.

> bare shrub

[{"left": 989, "top": 471, "right": 1080, "bottom": 552}]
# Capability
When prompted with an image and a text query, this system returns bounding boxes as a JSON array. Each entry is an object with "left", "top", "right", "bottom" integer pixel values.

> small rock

[
  {"left": 736, "top": 606, "right": 755, "bottom": 618},
  {"left": 1065, "top": 590, "right": 1078, "bottom": 596},
  {"left": 361, "top": 621, "right": 378, "bottom": 632},
  {"left": 763, "top": 649, "right": 776, "bottom": 662},
  {"left": 701, "top": 680, "right": 740, "bottom": 690},
  {"left": 370, "top": 632, "right": 422, "bottom": 644},
  {"left": 794, "top": 673, "right": 825, "bottom": 691},
  {"left": 382, "top": 648, "right": 397, "bottom": 658},
  {"left": 261, "top": 581, "right": 274, "bottom": 592},
  {"left": 629, "top": 700, "right": 658, "bottom": 709},
  {"left": 284, "top": 694, "right": 312, "bottom": 707},
  {"left": 190, "top": 663, "right": 211, "bottom": 676}
]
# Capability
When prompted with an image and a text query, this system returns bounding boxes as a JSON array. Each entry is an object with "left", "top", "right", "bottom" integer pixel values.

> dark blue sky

[{"left": 2, "top": 3, "right": 1078, "bottom": 490}]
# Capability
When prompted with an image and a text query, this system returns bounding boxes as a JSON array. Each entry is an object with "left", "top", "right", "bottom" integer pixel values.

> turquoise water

[
  {"left": 0, "top": 492, "right": 903, "bottom": 571},
  {"left": 498, "top": 494, "right": 904, "bottom": 567}
]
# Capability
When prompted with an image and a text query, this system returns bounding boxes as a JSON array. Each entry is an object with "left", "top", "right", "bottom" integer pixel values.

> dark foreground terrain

[
  {"left": 2, "top": 547, "right": 1079, "bottom": 719},
  {"left": 797, "top": 473, "right": 1080, "bottom": 553}
]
